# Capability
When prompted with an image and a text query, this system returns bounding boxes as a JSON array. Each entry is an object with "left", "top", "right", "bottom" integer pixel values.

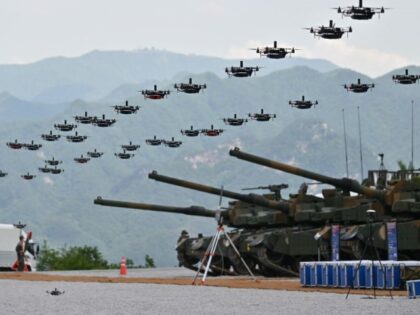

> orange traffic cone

[{"left": 119, "top": 256, "right": 127, "bottom": 276}]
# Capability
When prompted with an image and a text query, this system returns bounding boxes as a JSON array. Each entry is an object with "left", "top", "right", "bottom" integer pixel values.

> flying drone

[
  {"left": 23, "top": 140, "right": 42, "bottom": 151},
  {"left": 343, "top": 78, "right": 375, "bottom": 93},
  {"left": 41, "top": 130, "right": 61, "bottom": 142},
  {"left": 74, "top": 155, "right": 90, "bottom": 164},
  {"left": 289, "top": 96, "right": 318, "bottom": 109},
  {"left": 222, "top": 114, "right": 248, "bottom": 126},
  {"left": 113, "top": 100, "right": 140, "bottom": 114},
  {"left": 115, "top": 150, "right": 135, "bottom": 160},
  {"left": 248, "top": 109, "right": 276, "bottom": 121},
  {"left": 251, "top": 41, "right": 297, "bottom": 59},
  {"left": 38, "top": 165, "right": 51, "bottom": 173},
  {"left": 0, "top": 170, "right": 8, "bottom": 177},
  {"left": 163, "top": 137, "right": 182, "bottom": 148},
  {"left": 21, "top": 173, "right": 36, "bottom": 180},
  {"left": 49, "top": 166, "right": 64, "bottom": 175},
  {"left": 54, "top": 120, "right": 77, "bottom": 132},
  {"left": 225, "top": 61, "right": 260, "bottom": 77},
  {"left": 141, "top": 85, "right": 170, "bottom": 100},
  {"left": 181, "top": 126, "right": 200, "bottom": 137},
  {"left": 74, "top": 112, "right": 97, "bottom": 124},
  {"left": 174, "top": 78, "right": 207, "bottom": 94},
  {"left": 6, "top": 139, "right": 24, "bottom": 149},
  {"left": 92, "top": 114, "right": 116, "bottom": 127},
  {"left": 121, "top": 141, "right": 141, "bottom": 151},
  {"left": 201, "top": 125, "right": 224, "bottom": 137},
  {"left": 145, "top": 136, "right": 164, "bottom": 146},
  {"left": 45, "top": 157, "right": 62, "bottom": 166},
  {"left": 392, "top": 69, "right": 420, "bottom": 85},
  {"left": 66, "top": 132, "right": 87, "bottom": 143},
  {"left": 306, "top": 20, "right": 352, "bottom": 39},
  {"left": 87, "top": 149, "right": 104, "bottom": 158},
  {"left": 335, "top": 0, "right": 388, "bottom": 20}
]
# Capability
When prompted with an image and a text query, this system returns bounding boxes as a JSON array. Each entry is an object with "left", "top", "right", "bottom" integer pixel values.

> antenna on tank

[
  {"left": 357, "top": 106, "right": 364, "bottom": 182},
  {"left": 342, "top": 109, "right": 349, "bottom": 178},
  {"left": 411, "top": 100, "right": 415, "bottom": 172}
]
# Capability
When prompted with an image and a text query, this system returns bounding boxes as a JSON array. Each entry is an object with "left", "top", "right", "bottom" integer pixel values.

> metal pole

[
  {"left": 411, "top": 100, "right": 414, "bottom": 171},
  {"left": 357, "top": 106, "right": 364, "bottom": 182},
  {"left": 342, "top": 109, "right": 349, "bottom": 178}
]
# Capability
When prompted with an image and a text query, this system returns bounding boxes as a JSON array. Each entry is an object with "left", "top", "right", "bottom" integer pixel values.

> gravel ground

[
  {"left": 0, "top": 278, "right": 417, "bottom": 315},
  {"left": 42, "top": 267, "right": 197, "bottom": 278}
]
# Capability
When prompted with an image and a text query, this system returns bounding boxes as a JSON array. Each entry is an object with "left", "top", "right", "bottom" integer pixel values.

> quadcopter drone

[
  {"left": 74, "top": 112, "right": 97, "bottom": 124},
  {"left": 141, "top": 85, "right": 170, "bottom": 100},
  {"left": 87, "top": 149, "right": 104, "bottom": 158},
  {"left": 0, "top": 170, "right": 8, "bottom": 177},
  {"left": 174, "top": 78, "right": 207, "bottom": 94},
  {"left": 222, "top": 114, "right": 248, "bottom": 126},
  {"left": 201, "top": 125, "right": 224, "bottom": 137},
  {"left": 335, "top": 0, "right": 388, "bottom": 20},
  {"left": 248, "top": 109, "right": 276, "bottom": 121},
  {"left": 74, "top": 155, "right": 90, "bottom": 164},
  {"left": 392, "top": 69, "right": 420, "bottom": 85},
  {"left": 225, "top": 61, "right": 260, "bottom": 77},
  {"left": 41, "top": 130, "right": 61, "bottom": 142},
  {"left": 113, "top": 100, "right": 140, "bottom": 115},
  {"left": 251, "top": 41, "right": 297, "bottom": 59},
  {"left": 6, "top": 139, "right": 24, "bottom": 149},
  {"left": 115, "top": 150, "right": 135, "bottom": 160},
  {"left": 145, "top": 136, "right": 164, "bottom": 146},
  {"left": 121, "top": 141, "right": 141, "bottom": 151},
  {"left": 54, "top": 120, "right": 77, "bottom": 132},
  {"left": 181, "top": 126, "right": 200, "bottom": 137},
  {"left": 306, "top": 20, "right": 352, "bottom": 39},
  {"left": 45, "top": 157, "right": 62, "bottom": 166},
  {"left": 66, "top": 132, "right": 87, "bottom": 143},
  {"left": 163, "top": 137, "right": 182, "bottom": 148},
  {"left": 289, "top": 96, "right": 318, "bottom": 109},
  {"left": 92, "top": 114, "right": 116, "bottom": 127},
  {"left": 23, "top": 140, "right": 42, "bottom": 151},
  {"left": 21, "top": 173, "right": 36, "bottom": 180},
  {"left": 343, "top": 78, "right": 375, "bottom": 93}
]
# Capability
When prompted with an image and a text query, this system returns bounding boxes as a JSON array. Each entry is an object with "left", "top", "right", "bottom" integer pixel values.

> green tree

[
  {"left": 36, "top": 241, "right": 108, "bottom": 271},
  {"left": 144, "top": 254, "right": 155, "bottom": 268}
]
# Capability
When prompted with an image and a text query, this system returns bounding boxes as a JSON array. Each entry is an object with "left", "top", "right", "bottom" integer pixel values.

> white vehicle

[{"left": 0, "top": 223, "right": 38, "bottom": 271}]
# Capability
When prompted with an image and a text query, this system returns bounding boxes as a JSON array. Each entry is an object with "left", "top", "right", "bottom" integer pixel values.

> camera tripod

[
  {"left": 192, "top": 214, "right": 256, "bottom": 285},
  {"left": 346, "top": 209, "right": 393, "bottom": 299}
]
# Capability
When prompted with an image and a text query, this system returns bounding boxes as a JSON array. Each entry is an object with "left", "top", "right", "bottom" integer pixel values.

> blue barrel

[
  {"left": 407, "top": 280, "right": 420, "bottom": 298},
  {"left": 386, "top": 264, "right": 401, "bottom": 289},
  {"left": 332, "top": 263, "right": 341, "bottom": 287},
  {"left": 315, "top": 263, "right": 323, "bottom": 286},
  {"left": 374, "top": 264, "right": 386, "bottom": 289},
  {"left": 365, "top": 263, "right": 373, "bottom": 289},
  {"left": 354, "top": 264, "right": 367, "bottom": 289}
]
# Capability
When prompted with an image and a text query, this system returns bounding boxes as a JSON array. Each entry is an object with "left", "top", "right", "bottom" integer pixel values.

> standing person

[{"left": 15, "top": 235, "right": 25, "bottom": 271}]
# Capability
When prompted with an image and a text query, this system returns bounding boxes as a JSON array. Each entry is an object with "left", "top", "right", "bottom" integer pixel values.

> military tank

[{"left": 229, "top": 147, "right": 420, "bottom": 261}]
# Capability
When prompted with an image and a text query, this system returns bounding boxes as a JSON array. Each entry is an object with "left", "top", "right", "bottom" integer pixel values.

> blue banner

[
  {"left": 331, "top": 225, "right": 340, "bottom": 261},
  {"left": 387, "top": 221, "right": 398, "bottom": 261}
]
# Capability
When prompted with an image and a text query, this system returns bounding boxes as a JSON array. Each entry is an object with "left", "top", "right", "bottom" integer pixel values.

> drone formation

[{"left": 1, "top": 1, "right": 418, "bottom": 181}]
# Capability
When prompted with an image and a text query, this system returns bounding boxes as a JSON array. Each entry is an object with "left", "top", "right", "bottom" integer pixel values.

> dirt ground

[{"left": 0, "top": 272, "right": 405, "bottom": 297}]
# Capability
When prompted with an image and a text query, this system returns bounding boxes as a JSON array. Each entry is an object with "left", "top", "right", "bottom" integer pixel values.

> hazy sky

[{"left": 0, "top": 0, "right": 416, "bottom": 76}]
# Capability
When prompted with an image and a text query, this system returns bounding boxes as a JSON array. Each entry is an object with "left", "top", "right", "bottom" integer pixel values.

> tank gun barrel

[
  {"left": 148, "top": 171, "right": 290, "bottom": 213},
  {"left": 94, "top": 196, "right": 219, "bottom": 218},
  {"left": 229, "top": 147, "right": 386, "bottom": 202}
]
